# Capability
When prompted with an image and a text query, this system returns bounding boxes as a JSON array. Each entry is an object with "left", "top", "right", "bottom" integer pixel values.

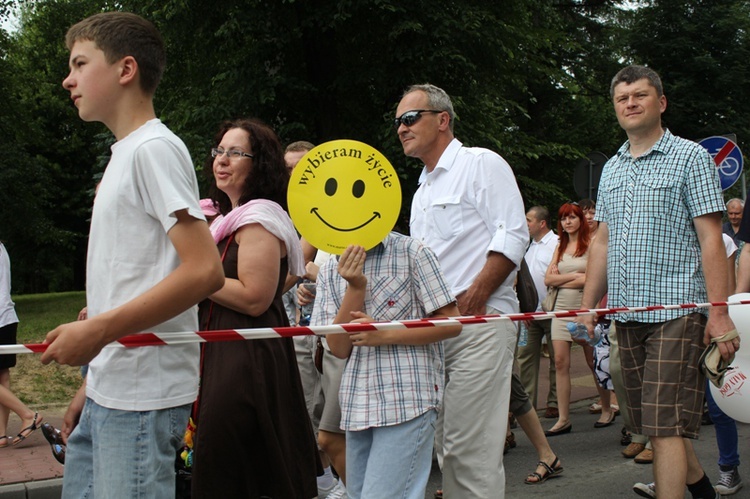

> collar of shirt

[
  {"left": 417, "top": 138, "right": 463, "bottom": 185},
  {"left": 532, "top": 230, "right": 557, "bottom": 247},
  {"left": 615, "top": 128, "right": 673, "bottom": 162}
]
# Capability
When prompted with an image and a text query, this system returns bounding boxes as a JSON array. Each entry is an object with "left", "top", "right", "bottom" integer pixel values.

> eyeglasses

[
  {"left": 393, "top": 109, "right": 442, "bottom": 129},
  {"left": 211, "top": 147, "right": 254, "bottom": 159}
]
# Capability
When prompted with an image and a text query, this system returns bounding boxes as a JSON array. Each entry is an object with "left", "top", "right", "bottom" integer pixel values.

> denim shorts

[{"left": 62, "top": 397, "right": 191, "bottom": 499}]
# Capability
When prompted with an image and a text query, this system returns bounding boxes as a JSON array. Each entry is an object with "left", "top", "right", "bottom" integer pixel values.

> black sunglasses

[{"left": 393, "top": 109, "right": 442, "bottom": 129}]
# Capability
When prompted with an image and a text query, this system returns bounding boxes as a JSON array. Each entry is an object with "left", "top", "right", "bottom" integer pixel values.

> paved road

[{"left": 424, "top": 397, "right": 750, "bottom": 498}]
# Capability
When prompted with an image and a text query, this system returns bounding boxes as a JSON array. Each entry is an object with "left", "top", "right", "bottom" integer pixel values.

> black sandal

[
  {"left": 12, "top": 412, "right": 42, "bottom": 446},
  {"left": 525, "top": 457, "right": 563, "bottom": 484}
]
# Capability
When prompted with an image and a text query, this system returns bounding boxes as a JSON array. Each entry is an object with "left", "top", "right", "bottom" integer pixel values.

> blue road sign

[{"left": 698, "top": 136, "right": 743, "bottom": 191}]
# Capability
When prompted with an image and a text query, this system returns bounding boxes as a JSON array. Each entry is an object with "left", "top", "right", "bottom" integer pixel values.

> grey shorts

[
  {"left": 616, "top": 313, "right": 707, "bottom": 439},
  {"left": 509, "top": 372, "right": 533, "bottom": 417}
]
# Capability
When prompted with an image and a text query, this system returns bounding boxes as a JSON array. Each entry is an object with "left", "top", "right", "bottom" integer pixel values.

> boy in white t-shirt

[{"left": 40, "top": 12, "right": 223, "bottom": 498}]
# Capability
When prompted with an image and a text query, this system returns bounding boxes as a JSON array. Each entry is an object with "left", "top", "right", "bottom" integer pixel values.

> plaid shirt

[
  {"left": 312, "top": 232, "right": 455, "bottom": 431},
  {"left": 596, "top": 129, "right": 725, "bottom": 323}
]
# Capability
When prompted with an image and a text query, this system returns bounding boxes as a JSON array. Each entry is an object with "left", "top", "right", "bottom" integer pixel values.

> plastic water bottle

[
  {"left": 518, "top": 323, "right": 528, "bottom": 347},
  {"left": 566, "top": 322, "right": 601, "bottom": 347},
  {"left": 298, "top": 280, "right": 316, "bottom": 326}
]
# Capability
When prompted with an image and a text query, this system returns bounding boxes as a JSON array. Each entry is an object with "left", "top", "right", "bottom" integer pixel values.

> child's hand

[
  {"left": 348, "top": 311, "right": 389, "bottom": 347},
  {"left": 297, "top": 283, "right": 315, "bottom": 306},
  {"left": 338, "top": 245, "right": 367, "bottom": 289}
]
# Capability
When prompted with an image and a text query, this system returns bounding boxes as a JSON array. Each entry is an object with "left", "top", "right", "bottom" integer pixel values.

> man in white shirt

[
  {"left": 518, "top": 206, "right": 559, "bottom": 417},
  {"left": 396, "top": 83, "right": 528, "bottom": 498}
]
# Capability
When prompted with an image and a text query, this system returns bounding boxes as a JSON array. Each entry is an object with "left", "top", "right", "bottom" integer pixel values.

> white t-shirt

[
  {"left": 0, "top": 243, "right": 18, "bottom": 328},
  {"left": 86, "top": 119, "right": 205, "bottom": 411},
  {"left": 723, "top": 233, "right": 738, "bottom": 259},
  {"left": 525, "top": 230, "right": 559, "bottom": 311},
  {"left": 410, "top": 139, "right": 529, "bottom": 313}
]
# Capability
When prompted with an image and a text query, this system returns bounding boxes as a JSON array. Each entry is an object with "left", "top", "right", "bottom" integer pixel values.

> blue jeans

[
  {"left": 62, "top": 398, "right": 191, "bottom": 499},
  {"left": 346, "top": 409, "right": 437, "bottom": 499},
  {"left": 705, "top": 380, "right": 740, "bottom": 467}
]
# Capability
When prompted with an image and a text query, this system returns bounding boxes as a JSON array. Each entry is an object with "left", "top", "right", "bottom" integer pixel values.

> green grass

[
  {"left": 10, "top": 291, "right": 86, "bottom": 406},
  {"left": 14, "top": 291, "right": 86, "bottom": 341}
]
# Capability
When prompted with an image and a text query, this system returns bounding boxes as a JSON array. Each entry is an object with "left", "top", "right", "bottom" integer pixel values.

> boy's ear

[{"left": 118, "top": 56, "right": 139, "bottom": 87}]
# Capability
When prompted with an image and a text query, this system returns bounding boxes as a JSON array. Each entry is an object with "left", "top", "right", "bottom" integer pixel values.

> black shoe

[
  {"left": 594, "top": 411, "right": 617, "bottom": 428},
  {"left": 620, "top": 426, "right": 632, "bottom": 445},
  {"left": 41, "top": 423, "right": 65, "bottom": 465},
  {"left": 544, "top": 421, "right": 572, "bottom": 437}
]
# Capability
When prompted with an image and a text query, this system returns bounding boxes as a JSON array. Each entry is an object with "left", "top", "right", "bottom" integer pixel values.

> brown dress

[{"left": 192, "top": 237, "right": 319, "bottom": 499}]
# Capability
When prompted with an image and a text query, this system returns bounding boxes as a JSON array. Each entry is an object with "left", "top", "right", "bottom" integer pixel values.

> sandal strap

[
  {"left": 525, "top": 472, "right": 543, "bottom": 483},
  {"left": 538, "top": 459, "right": 556, "bottom": 475}
]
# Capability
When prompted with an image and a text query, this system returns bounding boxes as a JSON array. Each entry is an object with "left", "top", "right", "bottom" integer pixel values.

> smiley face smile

[{"left": 310, "top": 208, "right": 381, "bottom": 232}]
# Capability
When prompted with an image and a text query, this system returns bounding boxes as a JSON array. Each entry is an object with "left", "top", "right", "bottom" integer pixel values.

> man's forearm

[{"left": 468, "top": 251, "right": 516, "bottom": 303}]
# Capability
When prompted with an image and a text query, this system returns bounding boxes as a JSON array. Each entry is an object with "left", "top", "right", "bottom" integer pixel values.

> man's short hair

[
  {"left": 66, "top": 12, "right": 165, "bottom": 95},
  {"left": 403, "top": 83, "right": 455, "bottom": 132},
  {"left": 285, "top": 141, "right": 315, "bottom": 153},
  {"left": 726, "top": 198, "right": 744, "bottom": 209},
  {"left": 610, "top": 65, "right": 664, "bottom": 99},
  {"left": 529, "top": 206, "right": 551, "bottom": 229}
]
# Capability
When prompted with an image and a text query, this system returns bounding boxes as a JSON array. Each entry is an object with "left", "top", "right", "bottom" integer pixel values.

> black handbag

[{"left": 516, "top": 258, "right": 539, "bottom": 313}]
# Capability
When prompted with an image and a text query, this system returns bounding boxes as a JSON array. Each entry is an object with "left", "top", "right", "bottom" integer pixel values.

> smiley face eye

[
  {"left": 325, "top": 178, "right": 338, "bottom": 196},
  {"left": 352, "top": 179, "right": 365, "bottom": 198}
]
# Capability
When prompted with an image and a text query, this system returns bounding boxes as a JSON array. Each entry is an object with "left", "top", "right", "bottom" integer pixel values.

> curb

[{"left": 0, "top": 479, "right": 62, "bottom": 499}]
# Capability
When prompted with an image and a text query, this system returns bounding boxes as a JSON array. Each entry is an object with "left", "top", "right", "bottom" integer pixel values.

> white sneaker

[
  {"left": 633, "top": 482, "right": 656, "bottom": 498},
  {"left": 325, "top": 480, "right": 347, "bottom": 499},
  {"left": 716, "top": 467, "right": 743, "bottom": 495},
  {"left": 318, "top": 478, "right": 339, "bottom": 499}
]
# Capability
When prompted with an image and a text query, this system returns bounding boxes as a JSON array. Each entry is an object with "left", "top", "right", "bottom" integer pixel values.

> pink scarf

[{"left": 209, "top": 199, "right": 304, "bottom": 276}]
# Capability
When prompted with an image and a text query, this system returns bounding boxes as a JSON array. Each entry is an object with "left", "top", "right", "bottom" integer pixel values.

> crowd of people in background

[{"left": 0, "top": 10, "right": 744, "bottom": 499}]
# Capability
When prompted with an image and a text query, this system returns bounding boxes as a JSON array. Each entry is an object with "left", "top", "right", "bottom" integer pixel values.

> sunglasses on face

[{"left": 393, "top": 109, "right": 442, "bottom": 129}]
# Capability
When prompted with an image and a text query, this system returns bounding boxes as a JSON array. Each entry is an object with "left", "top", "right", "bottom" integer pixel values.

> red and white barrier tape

[{"left": 4, "top": 298, "right": 750, "bottom": 355}]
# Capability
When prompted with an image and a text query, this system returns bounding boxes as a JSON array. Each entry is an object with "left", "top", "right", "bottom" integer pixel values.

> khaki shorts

[
  {"left": 616, "top": 313, "right": 706, "bottom": 439},
  {"left": 318, "top": 346, "right": 347, "bottom": 434}
]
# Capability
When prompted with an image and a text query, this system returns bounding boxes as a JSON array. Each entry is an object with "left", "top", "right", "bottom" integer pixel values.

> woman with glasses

[
  {"left": 191, "top": 119, "right": 319, "bottom": 498},
  {"left": 543, "top": 202, "right": 616, "bottom": 436}
]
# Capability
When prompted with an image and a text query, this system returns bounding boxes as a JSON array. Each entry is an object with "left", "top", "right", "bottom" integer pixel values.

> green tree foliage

[
  {"left": 625, "top": 0, "right": 750, "bottom": 143},
  {"left": 0, "top": 0, "right": 109, "bottom": 292},
  {"left": 7, "top": 0, "right": 708, "bottom": 292}
]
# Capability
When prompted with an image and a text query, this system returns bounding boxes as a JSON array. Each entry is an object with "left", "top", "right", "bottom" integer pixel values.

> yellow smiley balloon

[{"left": 287, "top": 140, "right": 402, "bottom": 254}]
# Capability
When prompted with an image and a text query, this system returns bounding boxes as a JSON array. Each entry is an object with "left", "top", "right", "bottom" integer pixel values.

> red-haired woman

[{"left": 543, "top": 203, "right": 615, "bottom": 436}]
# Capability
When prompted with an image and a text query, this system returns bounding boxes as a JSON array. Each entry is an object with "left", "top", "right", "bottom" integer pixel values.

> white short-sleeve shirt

[
  {"left": 86, "top": 119, "right": 205, "bottom": 411},
  {"left": 409, "top": 139, "right": 528, "bottom": 313}
]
